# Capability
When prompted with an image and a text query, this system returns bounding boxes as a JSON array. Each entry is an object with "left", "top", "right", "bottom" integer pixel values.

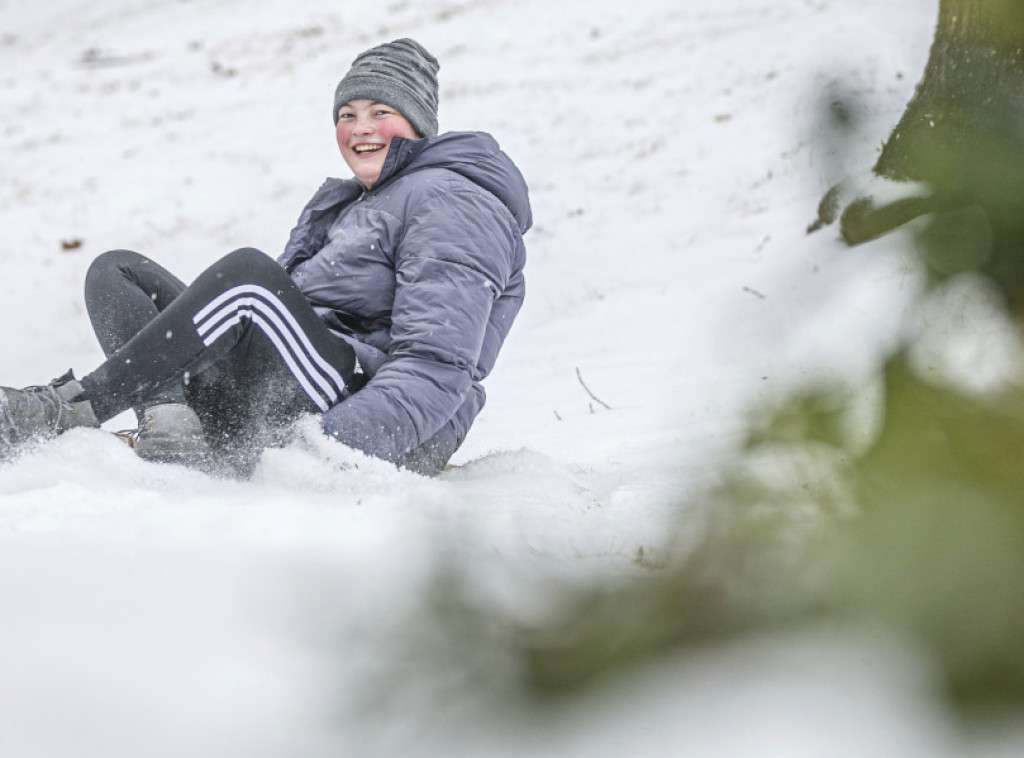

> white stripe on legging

[
  {"left": 201, "top": 309, "right": 334, "bottom": 410},
  {"left": 193, "top": 285, "right": 347, "bottom": 411}
]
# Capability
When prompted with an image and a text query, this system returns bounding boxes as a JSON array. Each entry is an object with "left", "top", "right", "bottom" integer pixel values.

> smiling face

[{"left": 336, "top": 99, "right": 420, "bottom": 188}]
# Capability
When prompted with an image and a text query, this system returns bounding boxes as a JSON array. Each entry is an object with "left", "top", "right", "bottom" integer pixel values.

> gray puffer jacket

[{"left": 278, "top": 131, "right": 531, "bottom": 471}]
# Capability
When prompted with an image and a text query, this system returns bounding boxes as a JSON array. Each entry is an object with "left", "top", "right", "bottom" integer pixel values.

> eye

[{"left": 337, "top": 110, "right": 355, "bottom": 121}]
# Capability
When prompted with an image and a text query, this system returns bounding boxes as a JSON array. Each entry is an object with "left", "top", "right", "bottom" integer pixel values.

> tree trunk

[
  {"left": 875, "top": 0, "right": 1024, "bottom": 183},
  {"left": 818, "top": 0, "right": 1024, "bottom": 309}
]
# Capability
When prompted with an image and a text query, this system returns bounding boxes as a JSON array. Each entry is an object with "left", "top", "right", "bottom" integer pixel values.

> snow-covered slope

[{"left": 6, "top": 1, "right": 1013, "bottom": 755}]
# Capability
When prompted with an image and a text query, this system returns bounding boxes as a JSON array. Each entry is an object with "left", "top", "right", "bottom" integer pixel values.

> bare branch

[{"left": 576, "top": 367, "right": 612, "bottom": 411}]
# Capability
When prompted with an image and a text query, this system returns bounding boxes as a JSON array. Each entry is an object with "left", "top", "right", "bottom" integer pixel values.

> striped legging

[{"left": 80, "top": 247, "right": 357, "bottom": 473}]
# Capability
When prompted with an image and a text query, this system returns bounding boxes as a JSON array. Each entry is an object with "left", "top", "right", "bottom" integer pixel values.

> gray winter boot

[
  {"left": 0, "top": 372, "right": 100, "bottom": 458},
  {"left": 132, "top": 403, "right": 214, "bottom": 469}
]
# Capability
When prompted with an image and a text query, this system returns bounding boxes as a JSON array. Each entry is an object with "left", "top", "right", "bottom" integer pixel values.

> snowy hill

[{"left": 5, "top": 0, "right": 1016, "bottom": 755}]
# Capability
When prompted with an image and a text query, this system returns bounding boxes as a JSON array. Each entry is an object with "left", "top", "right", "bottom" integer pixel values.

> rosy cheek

[{"left": 378, "top": 122, "right": 413, "bottom": 142}]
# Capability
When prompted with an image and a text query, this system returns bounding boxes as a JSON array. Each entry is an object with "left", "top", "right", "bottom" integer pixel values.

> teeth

[{"left": 353, "top": 144, "right": 383, "bottom": 154}]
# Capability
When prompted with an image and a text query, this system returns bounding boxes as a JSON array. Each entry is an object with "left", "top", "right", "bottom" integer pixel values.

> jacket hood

[{"left": 379, "top": 131, "right": 532, "bottom": 234}]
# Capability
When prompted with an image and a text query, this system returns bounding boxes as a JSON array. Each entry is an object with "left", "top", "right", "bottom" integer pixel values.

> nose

[{"left": 352, "top": 115, "right": 375, "bottom": 135}]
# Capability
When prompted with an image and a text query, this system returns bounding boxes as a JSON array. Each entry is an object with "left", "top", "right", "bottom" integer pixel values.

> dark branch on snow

[{"left": 576, "top": 367, "right": 612, "bottom": 411}]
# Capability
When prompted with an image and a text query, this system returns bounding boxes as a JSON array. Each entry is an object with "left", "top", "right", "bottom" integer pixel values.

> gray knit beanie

[{"left": 332, "top": 38, "right": 440, "bottom": 138}]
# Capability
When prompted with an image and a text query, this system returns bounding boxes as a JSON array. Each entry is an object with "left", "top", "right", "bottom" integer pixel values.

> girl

[{"left": 0, "top": 38, "right": 531, "bottom": 476}]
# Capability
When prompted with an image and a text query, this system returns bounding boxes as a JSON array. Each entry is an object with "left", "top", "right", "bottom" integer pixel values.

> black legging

[{"left": 81, "top": 248, "right": 357, "bottom": 473}]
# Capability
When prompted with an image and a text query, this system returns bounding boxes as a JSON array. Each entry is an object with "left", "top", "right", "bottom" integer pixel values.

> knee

[
  {"left": 220, "top": 247, "right": 278, "bottom": 277},
  {"left": 85, "top": 249, "right": 145, "bottom": 287},
  {"left": 224, "top": 247, "right": 271, "bottom": 266}
]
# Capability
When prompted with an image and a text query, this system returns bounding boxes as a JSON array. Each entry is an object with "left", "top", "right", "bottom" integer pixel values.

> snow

[{"left": 2, "top": 0, "right": 1020, "bottom": 755}]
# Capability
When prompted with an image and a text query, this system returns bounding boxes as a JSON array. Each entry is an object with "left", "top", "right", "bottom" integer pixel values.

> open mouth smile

[{"left": 352, "top": 144, "right": 385, "bottom": 155}]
